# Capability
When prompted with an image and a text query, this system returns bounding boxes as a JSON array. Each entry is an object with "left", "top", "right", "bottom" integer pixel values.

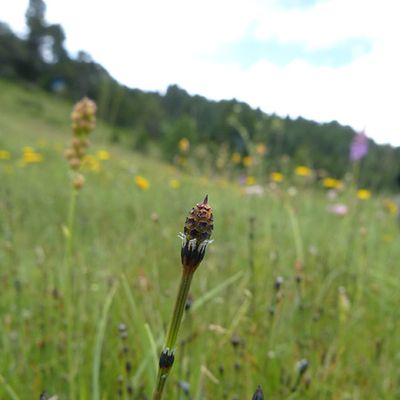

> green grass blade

[
  {"left": 92, "top": 284, "right": 118, "bottom": 400},
  {"left": 0, "top": 373, "right": 20, "bottom": 400},
  {"left": 144, "top": 322, "right": 159, "bottom": 376},
  {"left": 191, "top": 270, "right": 244, "bottom": 313}
]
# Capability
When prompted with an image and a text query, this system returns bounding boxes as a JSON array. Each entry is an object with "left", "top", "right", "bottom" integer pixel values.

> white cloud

[{"left": 1, "top": 0, "right": 399, "bottom": 145}]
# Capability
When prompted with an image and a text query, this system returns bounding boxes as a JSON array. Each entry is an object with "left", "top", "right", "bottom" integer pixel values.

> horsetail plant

[{"left": 152, "top": 195, "right": 214, "bottom": 400}]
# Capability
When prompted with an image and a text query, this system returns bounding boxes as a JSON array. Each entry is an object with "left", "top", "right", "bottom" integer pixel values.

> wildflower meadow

[{"left": 1, "top": 80, "right": 400, "bottom": 400}]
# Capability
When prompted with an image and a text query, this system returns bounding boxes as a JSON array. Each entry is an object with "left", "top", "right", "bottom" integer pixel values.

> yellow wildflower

[
  {"left": 242, "top": 156, "right": 253, "bottom": 168},
  {"left": 0, "top": 150, "right": 11, "bottom": 160},
  {"left": 270, "top": 172, "right": 284, "bottom": 182},
  {"left": 216, "top": 157, "right": 226, "bottom": 169},
  {"left": 135, "top": 175, "right": 150, "bottom": 190},
  {"left": 22, "top": 148, "right": 43, "bottom": 163},
  {"left": 169, "top": 179, "right": 180, "bottom": 189},
  {"left": 383, "top": 234, "right": 393, "bottom": 242},
  {"left": 82, "top": 154, "right": 101, "bottom": 172},
  {"left": 97, "top": 150, "right": 110, "bottom": 161},
  {"left": 178, "top": 138, "right": 190, "bottom": 153},
  {"left": 335, "top": 180, "right": 344, "bottom": 190},
  {"left": 246, "top": 176, "right": 256, "bottom": 185},
  {"left": 323, "top": 177, "right": 339, "bottom": 189},
  {"left": 295, "top": 165, "right": 311, "bottom": 177},
  {"left": 384, "top": 199, "right": 398, "bottom": 215},
  {"left": 199, "top": 176, "right": 209, "bottom": 186},
  {"left": 176, "top": 155, "right": 187, "bottom": 166},
  {"left": 255, "top": 143, "right": 267, "bottom": 156},
  {"left": 231, "top": 152, "right": 241, "bottom": 164},
  {"left": 357, "top": 189, "right": 371, "bottom": 200}
]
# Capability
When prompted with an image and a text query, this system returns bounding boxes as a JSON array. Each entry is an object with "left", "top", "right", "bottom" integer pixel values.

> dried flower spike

[
  {"left": 71, "top": 97, "right": 97, "bottom": 136},
  {"left": 65, "top": 97, "right": 97, "bottom": 189},
  {"left": 72, "top": 174, "right": 85, "bottom": 190}
]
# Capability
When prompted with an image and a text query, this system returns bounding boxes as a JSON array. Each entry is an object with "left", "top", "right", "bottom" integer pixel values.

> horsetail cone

[{"left": 180, "top": 195, "right": 213, "bottom": 271}]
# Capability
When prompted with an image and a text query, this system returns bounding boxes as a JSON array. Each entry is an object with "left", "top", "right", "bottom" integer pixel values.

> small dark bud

[
  {"left": 118, "top": 323, "right": 127, "bottom": 334},
  {"left": 177, "top": 380, "right": 190, "bottom": 394},
  {"left": 218, "top": 365, "right": 224, "bottom": 376},
  {"left": 126, "top": 384, "right": 133, "bottom": 395},
  {"left": 268, "top": 306, "right": 275, "bottom": 316},
  {"left": 231, "top": 334, "right": 241, "bottom": 349},
  {"left": 159, "top": 349, "right": 175, "bottom": 370},
  {"left": 297, "top": 358, "right": 309, "bottom": 375},
  {"left": 185, "top": 294, "right": 193, "bottom": 312},
  {"left": 125, "top": 361, "right": 132, "bottom": 373},
  {"left": 274, "top": 276, "right": 284, "bottom": 290},
  {"left": 252, "top": 385, "right": 264, "bottom": 400},
  {"left": 304, "top": 376, "right": 311, "bottom": 389},
  {"left": 234, "top": 361, "right": 241, "bottom": 371},
  {"left": 120, "top": 331, "right": 128, "bottom": 340},
  {"left": 39, "top": 392, "right": 48, "bottom": 400}
]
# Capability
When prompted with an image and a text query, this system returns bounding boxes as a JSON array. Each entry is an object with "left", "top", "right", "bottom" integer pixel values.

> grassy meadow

[{"left": 1, "top": 79, "right": 400, "bottom": 399}]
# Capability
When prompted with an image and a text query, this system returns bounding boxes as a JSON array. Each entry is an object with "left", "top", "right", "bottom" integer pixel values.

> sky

[{"left": 1, "top": 0, "right": 399, "bottom": 146}]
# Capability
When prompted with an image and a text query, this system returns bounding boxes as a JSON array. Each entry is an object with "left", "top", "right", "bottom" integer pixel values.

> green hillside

[
  {"left": 2, "top": 12, "right": 400, "bottom": 191},
  {"left": 1, "top": 80, "right": 400, "bottom": 399}
]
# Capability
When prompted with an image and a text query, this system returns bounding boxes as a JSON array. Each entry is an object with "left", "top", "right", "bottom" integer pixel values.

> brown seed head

[
  {"left": 69, "top": 157, "right": 81, "bottom": 170},
  {"left": 72, "top": 174, "right": 85, "bottom": 190},
  {"left": 71, "top": 137, "right": 82, "bottom": 149},
  {"left": 71, "top": 97, "right": 97, "bottom": 136},
  {"left": 64, "top": 148, "right": 75, "bottom": 160},
  {"left": 181, "top": 195, "right": 213, "bottom": 271},
  {"left": 184, "top": 195, "right": 213, "bottom": 243}
]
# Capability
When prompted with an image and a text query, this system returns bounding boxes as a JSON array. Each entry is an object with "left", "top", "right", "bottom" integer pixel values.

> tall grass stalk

[
  {"left": 0, "top": 373, "right": 20, "bottom": 400},
  {"left": 92, "top": 284, "right": 117, "bottom": 400},
  {"left": 65, "top": 186, "right": 79, "bottom": 400},
  {"left": 153, "top": 269, "right": 194, "bottom": 399}
]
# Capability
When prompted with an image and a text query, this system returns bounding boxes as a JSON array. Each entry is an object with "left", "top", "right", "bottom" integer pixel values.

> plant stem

[
  {"left": 64, "top": 187, "right": 78, "bottom": 399},
  {"left": 165, "top": 269, "right": 193, "bottom": 349},
  {"left": 65, "top": 187, "right": 78, "bottom": 266},
  {"left": 152, "top": 268, "right": 194, "bottom": 400}
]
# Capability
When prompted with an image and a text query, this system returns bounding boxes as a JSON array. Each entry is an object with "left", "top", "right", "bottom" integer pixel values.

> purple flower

[
  {"left": 350, "top": 130, "right": 368, "bottom": 161},
  {"left": 328, "top": 203, "right": 348, "bottom": 216}
]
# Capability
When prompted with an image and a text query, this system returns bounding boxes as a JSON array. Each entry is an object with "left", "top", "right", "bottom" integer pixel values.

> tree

[{"left": 25, "top": 0, "right": 47, "bottom": 79}]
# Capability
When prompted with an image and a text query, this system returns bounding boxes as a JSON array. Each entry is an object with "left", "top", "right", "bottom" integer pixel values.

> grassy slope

[{"left": 0, "top": 80, "right": 400, "bottom": 399}]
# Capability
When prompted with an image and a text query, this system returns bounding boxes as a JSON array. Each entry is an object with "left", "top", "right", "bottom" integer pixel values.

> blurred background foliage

[{"left": 1, "top": 0, "right": 399, "bottom": 190}]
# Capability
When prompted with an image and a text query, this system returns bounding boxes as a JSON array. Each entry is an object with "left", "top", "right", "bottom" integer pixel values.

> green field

[{"left": 1, "top": 80, "right": 400, "bottom": 399}]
